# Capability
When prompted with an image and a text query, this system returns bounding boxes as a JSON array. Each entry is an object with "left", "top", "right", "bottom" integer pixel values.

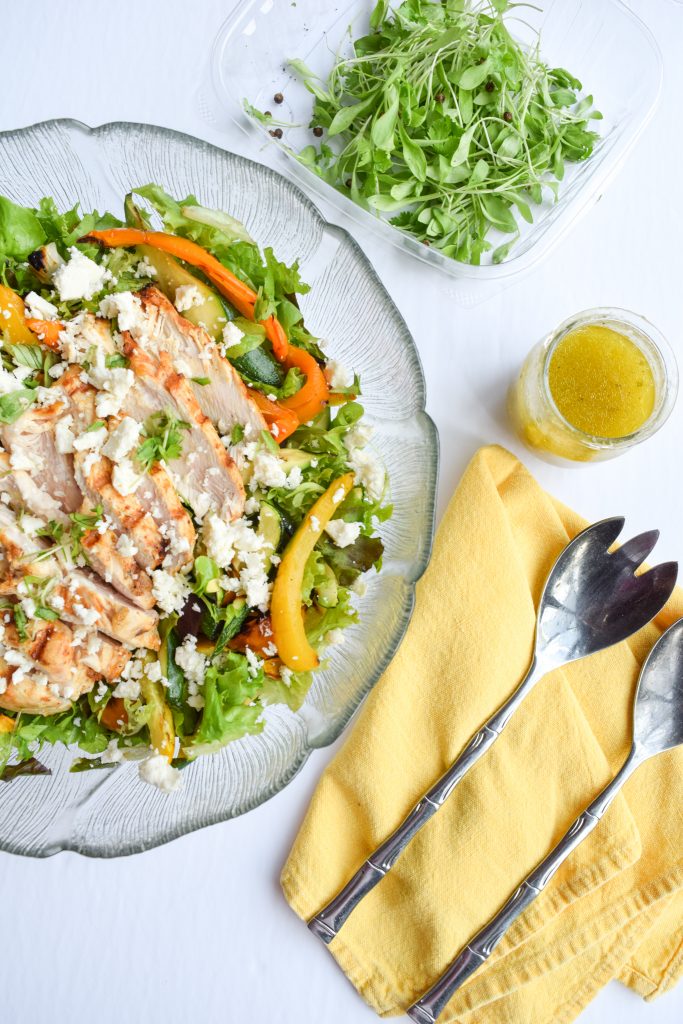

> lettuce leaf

[
  {"left": 0, "top": 196, "right": 46, "bottom": 259},
  {"left": 182, "top": 653, "right": 264, "bottom": 757}
]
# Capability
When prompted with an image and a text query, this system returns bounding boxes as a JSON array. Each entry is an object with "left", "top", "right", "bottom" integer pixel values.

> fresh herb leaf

[
  {"left": 105, "top": 353, "right": 129, "bottom": 369},
  {"left": 136, "top": 410, "right": 190, "bottom": 471}
]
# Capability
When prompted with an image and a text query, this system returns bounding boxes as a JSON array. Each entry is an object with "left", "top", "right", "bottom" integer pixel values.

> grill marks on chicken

[
  {"left": 121, "top": 333, "right": 245, "bottom": 522},
  {"left": 134, "top": 287, "right": 267, "bottom": 438}
]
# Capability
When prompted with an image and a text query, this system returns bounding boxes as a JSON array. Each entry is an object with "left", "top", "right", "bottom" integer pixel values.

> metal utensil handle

[
  {"left": 407, "top": 751, "right": 640, "bottom": 1024},
  {"left": 308, "top": 660, "right": 542, "bottom": 945}
]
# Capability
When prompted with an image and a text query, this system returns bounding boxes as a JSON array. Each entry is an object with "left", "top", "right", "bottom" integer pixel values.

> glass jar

[{"left": 508, "top": 308, "right": 678, "bottom": 463}]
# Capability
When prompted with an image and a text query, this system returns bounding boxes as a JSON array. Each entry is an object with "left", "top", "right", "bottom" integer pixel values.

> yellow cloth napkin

[{"left": 281, "top": 445, "right": 683, "bottom": 1023}]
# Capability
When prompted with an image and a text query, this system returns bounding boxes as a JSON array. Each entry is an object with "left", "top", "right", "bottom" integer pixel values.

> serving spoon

[
  {"left": 309, "top": 519, "right": 677, "bottom": 944},
  {"left": 408, "top": 615, "right": 683, "bottom": 1023}
]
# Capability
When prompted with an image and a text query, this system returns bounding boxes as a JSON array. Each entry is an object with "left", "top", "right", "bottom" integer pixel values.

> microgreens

[{"left": 267, "top": 0, "right": 602, "bottom": 265}]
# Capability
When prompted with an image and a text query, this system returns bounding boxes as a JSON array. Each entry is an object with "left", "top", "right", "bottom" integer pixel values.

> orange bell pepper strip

[
  {"left": 271, "top": 472, "right": 355, "bottom": 671},
  {"left": 0, "top": 714, "right": 16, "bottom": 734},
  {"left": 81, "top": 228, "right": 289, "bottom": 359},
  {"left": 280, "top": 346, "right": 329, "bottom": 424},
  {"left": 250, "top": 390, "right": 299, "bottom": 443},
  {"left": 100, "top": 698, "right": 128, "bottom": 732},
  {"left": 25, "top": 318, "right": 63, "bottom": 350}
]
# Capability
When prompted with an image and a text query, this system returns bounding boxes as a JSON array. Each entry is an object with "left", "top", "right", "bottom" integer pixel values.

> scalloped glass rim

[
  {"left": 211, "top": 0, "right": 662, "bottom": 283},
  {"left": 0, "top": 119, "right": 438, "bottom": 858}
]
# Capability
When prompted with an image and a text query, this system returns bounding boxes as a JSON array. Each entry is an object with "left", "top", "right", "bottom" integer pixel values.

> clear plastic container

[{"left": 211, "top": 0, "right": 662, "bottom": 293}]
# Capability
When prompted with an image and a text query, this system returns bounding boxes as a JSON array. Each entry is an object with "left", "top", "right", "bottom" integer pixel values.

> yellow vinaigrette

[{"left": 548, "top": 324, "right": 655, "bottom": 438}]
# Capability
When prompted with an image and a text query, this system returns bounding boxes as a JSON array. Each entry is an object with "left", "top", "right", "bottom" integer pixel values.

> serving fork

[
  {"left": 408, "top": 614, "right": 683, "bottom": 1022},
  {"left": 308, "top": 518, "right": 677, "bottom": 945}
]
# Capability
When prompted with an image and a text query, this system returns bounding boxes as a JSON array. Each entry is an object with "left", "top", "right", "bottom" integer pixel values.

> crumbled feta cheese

[
  {"left": 20, "top": 597, "right": 37, "bottom": 619},
  {"left": 53, "top": 246, "right": 109, "bottom": 302},
  {"left": 87, "top": 349, "right": 135, "bottom": 419},
  {"left": 161, "top": 531, "right": 191, "bottom": 570},
  {"left": 280, "top": 666, "right": 293, "bottom": 688},
  {"left": 332, "top": 487, "right": 345, "bottom": 504},
  {"left": 347, "top": 447, "right": 385, "bottom": 502},
  {"left": 111, "top": 459, "right": 143, "bottom": 497},
  {"left": 73, "top": 425, "right": 107, "bottom": 452},
  {"left": 101, "top": 416, "right": 140, "bottom": 463},
  {"left": 324, "top": 359, "right": 354, "bottom": 390},
  {"left": 244, "top": 646, "right": 262, "bottom": 678},
  {"left": 151, "top": 569, "right": 191, "bottom": 615},
  {"left": 250, "top": 451, "right": 302, "bottom": 492},
  {"left": 222, "top": 321, "right": 244, "bottom": 351},
  {"left": 113, "top": 677, "right": 140, "bottom": 699},
  {"left": 174, "top": 284, "right": 204, "bottom": 312},
  {"left": 324, "top": 519, "right": 362, "bottom": 548},
  {"left": 175, "top": 635, "right": 207, "bottom": 688},
  {"left": 116, "top": 534, "right": 138, "bottom": 559},
  {"left": 24, "top": 291, "right": 59, "bottom": 321},
  {"left": 74, "top": 601, "right": 100, "bottom": 627},
  {"left": 325, "top": 628, "right": 346, "bottom": 646},
  {"left": 20, "top": 515, "right": 45, "bottom": 536},
  {"left": 310, "top": 515, "right": 321, "bottom": 533},
  {"left": 135, "top": 256, "right": 157, "bottom": 279},
  {"left": 99, "top": 291, "right": 152, "bottom": 347},
  {"left": 139, "top": 753, "right": 181, "bottom": 793},
  {"left": 101, "top": 738, "right": 123, "bottom": 764},
  {"left": 344, "top": 422, "right": 374, "bottom": 450},
  {"left": 48, "top": 361, "right": 68, "bottom": 379}
]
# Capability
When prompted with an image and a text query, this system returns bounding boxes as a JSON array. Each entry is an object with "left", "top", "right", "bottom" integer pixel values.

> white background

[{"left": 1, "top": 1, "right": 682, "bottom": 1022}]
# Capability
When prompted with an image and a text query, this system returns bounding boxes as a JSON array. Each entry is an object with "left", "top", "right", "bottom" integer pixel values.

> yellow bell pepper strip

[
  {"left": 0, "top": 285, "right": 41, "bottom": 345},
  {"left": 271, "top": 472, "right": 355, "bottom": 671},
  {"left": 0, "top": 714, "right": 15, "bottom": 734},
  {"left": 80, "top": 228, "right": 289, "bottom": 359},
  {"left": 141, "top": 672, "right": 175, "bottom": 761},
  {"left": 280, "top": 345, "right": 330, "bottom": 424}
]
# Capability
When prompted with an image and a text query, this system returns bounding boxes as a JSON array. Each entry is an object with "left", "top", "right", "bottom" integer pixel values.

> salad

[{"left": 0, "top": 184, "right": 389, "bottom": 791}]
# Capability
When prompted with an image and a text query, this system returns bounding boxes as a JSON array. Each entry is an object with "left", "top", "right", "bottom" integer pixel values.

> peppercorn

[
  {"left": 264, "top": 111, "right": 272, "bottom": 118},
  {"left": 313, "top": 125, "right": 323, "bottom": 137},
  {"left": 503, "top": 111, "right": 513, "bottom": 122},
  {"left": 422, "top": 239, "right": 430, "bottom": 247},
  {"left": 274, "top": 92, "right": 284, "bottom": 104},
  {"left": 435, "top": 92, "right": 445, "bottom": 104},
  {"left": 485, "top": 80, "right": 495, "bottom": 92},
  {"left": 269, "top": 128, "right": 283, "bottom": 139}
]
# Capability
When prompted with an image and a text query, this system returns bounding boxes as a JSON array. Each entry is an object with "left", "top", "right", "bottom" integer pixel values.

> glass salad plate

[
  {"left": 211, "top": 0, "right": 662, "bottom": 294},
  {"left": 0, "top": 119, "right": 438, "bottom": 858}
]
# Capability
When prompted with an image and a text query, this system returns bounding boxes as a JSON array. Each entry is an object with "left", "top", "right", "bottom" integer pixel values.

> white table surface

[{"left": 1, "top": 1, "right": 682, "bottom": 1022}]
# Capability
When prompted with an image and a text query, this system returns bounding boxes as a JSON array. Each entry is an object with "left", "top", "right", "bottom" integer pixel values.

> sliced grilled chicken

[
  {"left": 73, "top": 452, "right": 164, "bottom": 570},
  {"left": 61, "top": 371, "right": 165, "bottom": 571},
  {"left": 136, "top": 463, "right": 195, "bottom": 571},
  {"left": 0, "top": 617, "right": 127, "bottom": 690},
  {"left": 0, "top": 398, "right": 82, "bottom": 513},
  {"left": 58, "top": 312, "right": 117, "bottom": 363},
  {"left": 0, "top": 391, "right": 156, "bottom": 610},
  {"left": 0, "top": 659, "right": 71, "bottom": 715},
  {"left": 0, "top": 623, "right": 129, "bottom": 716},
  {"left": 121, "top": 333, "right": 245, "bottom": 521},
  {"left": 0, "top": 452, "right": 68, "bottom": 525},
  {"left": 134, "top": 286, "right": 267, "bottom": 437},
  {"left": 0, "top": 506, "right": 159, "bottom": 651}
]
